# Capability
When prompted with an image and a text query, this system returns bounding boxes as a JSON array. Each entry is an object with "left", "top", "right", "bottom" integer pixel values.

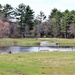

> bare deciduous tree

[
  {"left": 0, "top": 19, "right": 10, "bottom": 37},
  {"left": 69, "top": 24, "right": 75, "bottom": 38},
  {"left": 10, "top": 22, "right": 20, "bottom": 37},
  {"left": 24, "top": 25, "right": 30, "bottom": 37}
]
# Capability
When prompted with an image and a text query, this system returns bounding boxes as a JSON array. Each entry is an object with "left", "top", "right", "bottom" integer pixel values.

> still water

[{"left": 0, "top": 46, "right": 75, "bottom": 54}]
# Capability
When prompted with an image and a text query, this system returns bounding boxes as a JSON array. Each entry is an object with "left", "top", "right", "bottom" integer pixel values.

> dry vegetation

[{"left": 0, "top": 38, "right": 75, "bottom": 47}]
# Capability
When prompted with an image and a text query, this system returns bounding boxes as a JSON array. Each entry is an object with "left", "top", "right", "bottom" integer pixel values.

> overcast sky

[{"left": 0, "top": 0, "right": 75, "bottom": 17}]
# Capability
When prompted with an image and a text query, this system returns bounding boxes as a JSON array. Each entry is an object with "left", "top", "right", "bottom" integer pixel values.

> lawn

[
  {"left": 0, "top": 52, "right": 75, "bottom": 75},
  {"left": 0, "top": 38, "right": 75, "bottom": 46}
]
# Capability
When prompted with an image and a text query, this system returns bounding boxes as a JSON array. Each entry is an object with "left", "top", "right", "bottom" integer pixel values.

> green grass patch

[
  {"left": 0, "top": 52, "right": 75, "bottom": 75},
  {"left": 0, "top": 38, "right": 75, "bottom": 46}
]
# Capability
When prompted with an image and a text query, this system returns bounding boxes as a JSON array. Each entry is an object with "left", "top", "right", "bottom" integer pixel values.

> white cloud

[
  {"left": 30, "top": 3, "right": 51, "bottom": 16},
  {"left": 0, "top": 0, "right": 75, "bottom": 18},
  {"left": 50, "top": 3, "right": 65, "bottom": 11},
  {"left": 60, "top": 0, "right": 75, "bottom": 4}
]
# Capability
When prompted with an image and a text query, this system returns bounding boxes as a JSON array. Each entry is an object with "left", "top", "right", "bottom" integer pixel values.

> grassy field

[
  {"left": 0, "top": 38, "right": 75, "bottom": 46},
  {"left": 0, "top": 52, "right": 75, "bottom": 75}
]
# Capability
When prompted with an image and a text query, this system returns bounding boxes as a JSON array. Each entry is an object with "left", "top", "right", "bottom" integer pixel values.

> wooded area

[{"left": 0, "top": 3, "right": 75, "bottom": 38}]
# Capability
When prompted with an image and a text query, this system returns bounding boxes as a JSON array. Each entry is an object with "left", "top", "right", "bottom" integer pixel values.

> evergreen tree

[
  {"left": 49, "top": 8, "right": 62, "bottom": 37},
  {"left": 16, "top": 3, "right": 34, "bottom": 37},
  {"left": 3, "top": 4, "right": 13, "bottom": 18}
]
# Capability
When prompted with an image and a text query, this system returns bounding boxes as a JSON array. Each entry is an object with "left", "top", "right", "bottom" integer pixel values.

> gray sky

[{"left": 0, "top": 0, "right": 75, "bottom": 17}]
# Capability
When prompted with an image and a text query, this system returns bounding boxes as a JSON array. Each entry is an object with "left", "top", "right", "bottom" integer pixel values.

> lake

[{"left": 0, "top": 46, "right": 75, "bottom": 54}]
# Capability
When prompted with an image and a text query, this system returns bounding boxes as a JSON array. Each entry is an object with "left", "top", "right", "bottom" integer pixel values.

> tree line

[{"left": 0, "top": 3, "right": 75, "bottom": 38}]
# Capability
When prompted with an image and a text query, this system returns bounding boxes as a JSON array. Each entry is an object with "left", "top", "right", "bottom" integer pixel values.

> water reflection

[
  {"left": 0, "top": 47, "right": 10, "bottom": 53},
  {"left": 0, "top": 46, "right": 75, "bottom": 54}
]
